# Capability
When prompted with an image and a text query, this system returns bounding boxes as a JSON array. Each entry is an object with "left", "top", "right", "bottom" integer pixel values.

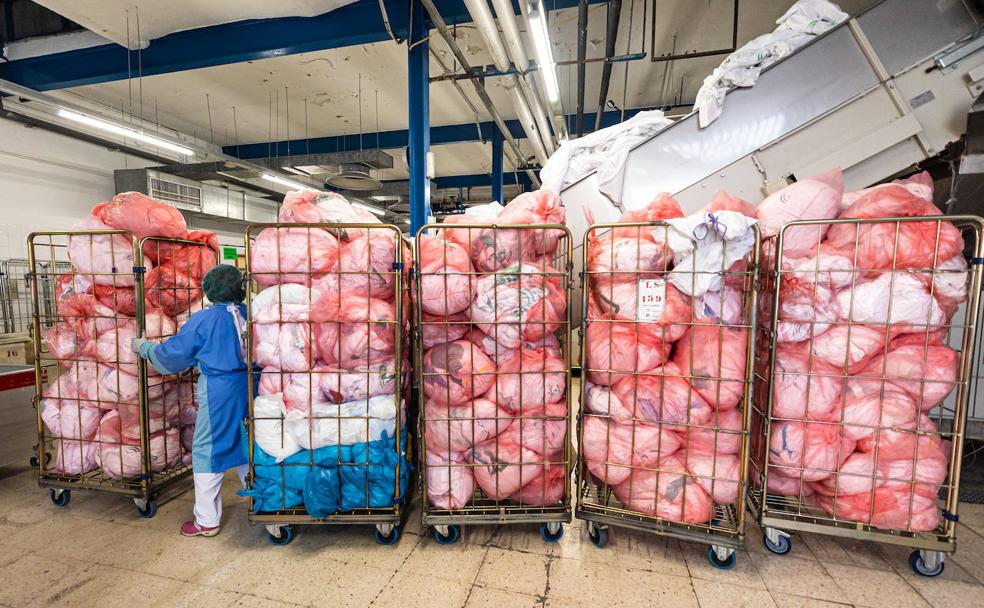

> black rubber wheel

[
  {"left": 374, "top": 526, "right": 401, "bottom": 545},
  {"left": 763, "top": 532, "right": 792, "bottom": 555},
  {"left": 708, "top": 546, "right": 738, "bottom": 570},
  {"left": 540, "top": 523, "right": 564, "bottom": 543},
  {"left": 267, "top": 525, "right": 295, "bottom": 546},
  {"left": 49, "top": 489, "right": 70, "bottom": 507},
  {"left": 29, "top": 455, "right": 39, "bottom": 468},
  {"left": 137, "top": 497, "right": 158, "bottom": 519},
  {"left": 433, "top": 525, "right": 461, "bottom": 545},
  {"left": 588, "top": 525, "right": 608, "bottom": 548},
  {"left": 909, "top": 550, "right": 945, "bottom": 577}
]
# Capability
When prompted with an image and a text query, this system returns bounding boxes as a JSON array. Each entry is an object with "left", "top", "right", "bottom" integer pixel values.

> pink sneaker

[{"left": 180, "top": 521, "right": 220, "bottom": 537}]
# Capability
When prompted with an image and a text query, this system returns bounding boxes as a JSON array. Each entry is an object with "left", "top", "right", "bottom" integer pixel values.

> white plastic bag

[{"left": 665, "top": 211, "right": 757, "bottom": 296}]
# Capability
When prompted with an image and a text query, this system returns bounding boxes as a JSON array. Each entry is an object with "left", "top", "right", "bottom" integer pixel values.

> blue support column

[
  {"left": 491, "top": 128, "right": 504, "bottom": 204},
  {"left": 408, "top": 0, "right": 431, "bottom": 235}
]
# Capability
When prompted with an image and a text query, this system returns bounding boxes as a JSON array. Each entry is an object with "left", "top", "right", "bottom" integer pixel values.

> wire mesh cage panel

[
  {"left": 415, "top": 222, "right": 574, "bottom": 543},
  {"left": 1, "top": 259, "right": 48, "bottom": 334},
  {"left": 29, "top": 230, "right": 216, "bottom": 516},
  {"left": 575, "top": 220, "right": 760, "bottom": 565},
  {"left": 747, "top": 215, "right": 983, "bottom": 574},
  {"left": 244, "top": 222, "right": 410, "bottom": 545}
]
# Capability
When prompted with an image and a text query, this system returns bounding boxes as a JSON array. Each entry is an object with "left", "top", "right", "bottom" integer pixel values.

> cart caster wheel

[
  {"left": 763, "top": 532, "right": 791, "bottom": 555},
  {"left": 541, "top": 523, "right": 564, "bottom": 543},
  {"left": 433, "top": 525, "right": 461, "bottom": 545},
  {"left": 29, "top": 455, "right": 39, "bottom": 468},
  {"left": 909, "top": 550, "right": 945, "bottom": 577},
  {"left": 267, "top": 525, "right": 294, "bottom": 546},
  {"left": 49, "top": 489, "right": 70, "bottom": 507},
  {"left": 374, "top": 526, "right": 401, "bottom": 545},
  {"left": 708, "top": 546, "right": 737, "bottom": 570},
  {"left": 588, "top": 524, "right": 608, "bottom": 548},
  {"left": 136, "top": 497, "right": 158, "bottom": 519}
]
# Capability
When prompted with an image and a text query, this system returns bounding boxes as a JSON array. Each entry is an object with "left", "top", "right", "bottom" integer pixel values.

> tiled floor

[{"left": 1, "top": 464, "right": 983, "bottom": 608}]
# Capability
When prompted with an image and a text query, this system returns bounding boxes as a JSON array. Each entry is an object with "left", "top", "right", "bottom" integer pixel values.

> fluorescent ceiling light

[
  {"left": 528, "top": 6, "right": 560, "bottom": 104},
  {"left": 57, "top": 108, "right": 194, "bottom": 156},
  {"left": 352, "top": 202, "right": 387, "bottom": 217},
  {"left": 260, "top": 173, "right": 319, "bottom": 192}
]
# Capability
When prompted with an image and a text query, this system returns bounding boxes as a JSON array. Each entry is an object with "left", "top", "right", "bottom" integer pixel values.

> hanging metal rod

[{"left": 429, "top": 52, "right": 647, "bottom": 82}]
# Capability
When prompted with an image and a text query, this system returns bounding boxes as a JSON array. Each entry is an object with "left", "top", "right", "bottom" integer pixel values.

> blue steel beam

[
  {"left": 491, "top": 127, "right": 504, "bottom": 204},
  {"left": 433, "top": 172, "right": 533, "bottom": 189},
  {"left": 0, "top": 0, "right": 601, "bottom": 91},
  {"left": 226, "top": 108, "right": 653, "bottom": 159},
  {"left": 408, "top": 0, "right": 431, "bottom": 234}
]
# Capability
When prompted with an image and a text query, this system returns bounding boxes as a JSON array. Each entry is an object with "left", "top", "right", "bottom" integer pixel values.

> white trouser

[{"left": 193, "top": 464, "right": 248, "bottom": 529}]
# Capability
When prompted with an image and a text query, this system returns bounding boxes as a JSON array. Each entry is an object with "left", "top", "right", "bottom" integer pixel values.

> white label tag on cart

[{"left": 637, "top": 278, "right": 666, "bottom": 321}]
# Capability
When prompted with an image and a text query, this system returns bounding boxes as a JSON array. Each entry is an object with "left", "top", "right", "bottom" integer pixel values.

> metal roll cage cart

[
  {"left": 29, "top": 230, "right": 215, "bottom": 516},
  {"left": 244, "top": 222, "right": 409, "bottom": 546},
  {"left": 414, "top": 222, "right": 575, "bottom": 545},
  {"left": 574, "top": 220, "right": 761, "bottom": 570},
  {"left": 747, "top": 215, "right": 983, "bottom": 577}
]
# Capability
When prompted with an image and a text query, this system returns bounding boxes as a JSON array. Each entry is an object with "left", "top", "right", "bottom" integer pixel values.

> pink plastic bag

[
  {"left": 771, "top": 344, "right": 845, "bottom": 420},
  {"left": 810, "top": 451, "right": 878, "bottom": 497},
  {"left": 581, "top": 415, "right": 682, "bottom": 485},
  {"left": 612, "top": 454, "right": 714, "bottom": 523},
  {"left": 93, "top": 192, "right": 187, "bottom": 239},
  {"left": 251, "top": 284, "right": 324, "bottom": 323},
  {"left": 96, "top": 410, "right": 181, "bottom": 478},
  {"left": 499, "top": 400, "right": 568, "bottom": 457},
  {"left": 856, "top": 414, "right": 944, "bottom": 461},
  {"left": 40, "top": 399, "right": 100, "bottom": 440},
  {"left": 422, "top": 340, "right": 497, "bottom": 406},
  {"left": 782, "top": 249, "right": 856, "bottom": 289},
  {"left": 420, "top": 312, "right": 469, "bottom": 348},
  {"left": 857, "top": 343, "right": 957, "bottom": 411},
  {"left": 511, "top": 464, "right": 566, "bottom": 506},
  {"left": 330, "top": 297, "right": 397, "bottom": 367},
  {"left": 611, "top": 364, "right": 713, "bottom": 426},
  {"left": 584, "top": 321, "right": 670, "bottom": 386},
  {"left": 471, "top": 436, "right": 546, "bottom": 500},
  {"left": 145, "top": 266, "right": 203, "bottom": 318},
  {"left": 586, "top": 233, "right": 671, "bottom": 287},
  {"left": 589, "top": 280, "right": 690, "bottom": 342},
  {"left": 67, "top": 216, "right": 143, "bottom": 286},
  {"left": 278, "top": 190, "right": 379, "bottom": 235},
  {"left": 143, "top": 229, "right": 218, "bottom": 280},
  {"left": 686, "top": 452, "right": 740, "bottom": 504},
  {"left": 51, "top": 438, "right": 98, "bottom": 475},
  {"left": 426, "top": 450, "right": 474, "bottom": 510},
  {"left": 877, "top": 454, "right": 948, "bottom": 498},
  {"left": 810, "top": 324, "right": 888, "bottom": 373},
  {"left": 583, "top": 382, "right": 635, "bottom": 423},
  {"left": 424, "top": 398, "right": 514, "bottom": 452},
  {"left": 613, "top": 193, "right": 684, "bottom": 239},
  {"left": 776, "top": 277, "right": 840, "bottom": 343},
  {"left": 768, "top": 419, "right": 855, "bottom": 481},
  {"left": 470, "top": 262, "right": 566, "bottom": 349},
  {"left": 756, "top": 169, "right": 844, "bottom": 256},
  {"left": 835, "top": 273, "right": 945, "bottom": 332},
  {"left": 687, "top": 407, "right": 743, "bottom": 456},
  {"left": 702, "top": 190, "right": 757, "bottom": 219},
  {"left": 495, "top": 189, "right": 566, "bottom": 255},
  {"left": 766, "top": 470, "right": 813, "bottom": 497},
  {"left": 328, "top": 231, "right": 398, "bottom": 300},
  {"left": 671, "top": 324, "right": 747, "bottom": 409},
  {"left": 250, "top": 227, "right": 340, "bottom": 287},
  {"left": 836, "top": 380, "right": 916, "bottom": 441},
  {"left": 92, "top": 311, "right": 176, "bottom": 375},
  {"left": 253, "top": 322, "right": 313, "bottom": 372},
  {"left": 485, "top": 344, "right": 566, "bottom": 414},
  {"left": 43, "top": 322, "right": 85, "bottom": 366},
  {"left": 418, "top": 235, "right": 475, "bottom": 316},
  {"left": 827, "top": 185, "right": 963, "bottom": 271},
  {"left": 841, "top": 171, "right": 934, "bottom": 209}
]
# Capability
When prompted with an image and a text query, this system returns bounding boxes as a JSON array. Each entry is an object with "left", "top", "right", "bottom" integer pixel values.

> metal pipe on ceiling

[
  {"left": 463, "top": 0, "right": 553, "bottom": 162},
  {"left": 594, "top": 0, "right": 622, "bottom": 132},
  {"left": 420, "top": 0, "right": 541, "bottom": 187},
  {"left": 575, "top": 0, "right": 588, "bottom": 137}
]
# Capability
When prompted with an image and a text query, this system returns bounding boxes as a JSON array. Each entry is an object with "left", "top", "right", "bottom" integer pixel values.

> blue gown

[{"left": 139, "top": 304, "right": 250, "bottom": 473}]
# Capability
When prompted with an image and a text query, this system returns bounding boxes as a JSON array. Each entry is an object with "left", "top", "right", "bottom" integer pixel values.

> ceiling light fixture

[
  {"left": 352, "top": 202, "right": 387, "bottom": 217},
  {"left": 260, "top": 173, "right": 319, "bottom": 192},
  {"left": 57, "top": 108, "right": 194, "bottom": 156},
  {"left": 527, "top": 2, "right": 560, "bottom": 104}
]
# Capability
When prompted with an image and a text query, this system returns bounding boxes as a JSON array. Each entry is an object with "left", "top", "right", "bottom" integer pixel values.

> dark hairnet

[{"left": 202, "top": 264, "right": 246, "bottom": 304}]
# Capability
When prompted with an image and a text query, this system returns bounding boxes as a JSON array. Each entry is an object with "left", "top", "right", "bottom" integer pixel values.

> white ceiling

[
  {"left": 33, "top": 0, "right": 360, "bottom": 47},
  {"left": 41, "top": 0, "right": 875, "bottom": 188}
]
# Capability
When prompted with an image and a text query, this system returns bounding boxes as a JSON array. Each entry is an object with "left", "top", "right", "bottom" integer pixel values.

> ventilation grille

[{"left": 149, "top": 176, "right": 202, "bottom": 211}]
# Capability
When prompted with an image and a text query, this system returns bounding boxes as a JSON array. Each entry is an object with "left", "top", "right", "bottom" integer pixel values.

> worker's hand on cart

[{"left": 131, "top": 335, "right": 149, "bottom": 354}]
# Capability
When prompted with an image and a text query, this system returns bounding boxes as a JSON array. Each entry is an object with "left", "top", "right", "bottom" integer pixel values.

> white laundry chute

[{"left": 559, "top": 0, "right": 984, "bottom": 245}]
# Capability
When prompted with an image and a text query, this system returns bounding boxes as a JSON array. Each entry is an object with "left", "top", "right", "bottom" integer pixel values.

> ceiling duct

[{"left": 325, "top": 162, "right": 384, "bottom": 191}]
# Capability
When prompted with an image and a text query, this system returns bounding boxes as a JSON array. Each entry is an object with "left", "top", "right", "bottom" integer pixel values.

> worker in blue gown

[{"left": 131, "top": 264, "right": 251, "bottom": 537}]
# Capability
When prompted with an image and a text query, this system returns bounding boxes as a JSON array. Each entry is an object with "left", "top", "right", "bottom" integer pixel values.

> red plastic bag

[
  {"left": 771, "top": 344, "right": 845, "bottom": 420},
  {"left": 424, "top": 398, "right": 514, "bottom": 452},
  {"left": 611, "top": 364, "right": 713, "bottom": 426},
  {"left": 702, "top": 190, "right": 757, "bottom": 219},
  {"left": 756, "top": 169, "right": 843, "bottom": 256},
  {"left": 43, "top": 323, "right": 85, "bottom": 367},
  {"left": 584, "top": 321, "right": 670, "bottom": 386},
  {"left": 586, "top": 232, "right": 671, "bottom": 287},
  {"left": 856, "top": 414, "right": 944, "bottom": 461},
  {"left": 251, "top": 227, "right": 340, "bottom": 287},
  {"left": 857, "top": 342, "right": 957, "bottom": 411},
  {"left": 686, "top": 407, "right": 743, "bottom": 456},
  {"left": 422, "top": 340, "right": 496, "bottom": 406},
  {"left": 145, "top": 266, "right": 201, "bottom": 317},
  {"left": 144, "top": 229, "right": 218, "bottom": 281},
  {"left": 470, "top": 262, "right": 566, "bottom": 349},
  {"left": 93, "top": 192, "right": 187, "bottom": 240},
  {"left": 826, "top": 185, "right": 963, "bottom": 271},
  {"left": 612, "top": 193, "right": 684, "bottom": 239},
  {"left": 495, "top": 189, "right": 566, "bottom": 255},
  {"left": 768, "top": 418, "right": 855, "bottom": 482},
  {"left": 671, "top": 324, "right": 748, "bottom": 409},
  {"left": 612, "top": 454, "right": 714, "bottom": 523},
  {"left": 418, "top": 234, "right": 475, "bottom": 316}
]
